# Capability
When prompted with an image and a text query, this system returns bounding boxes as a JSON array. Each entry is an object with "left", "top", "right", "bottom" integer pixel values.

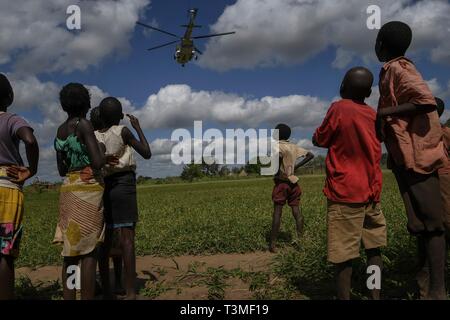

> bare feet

[
  {"left": 114, "top": 286, "right": 126, "bottom": 296},
  {"left": 124, "top": 293, "right": 137, "bottom": 300},
  {"left": 269, "top": 244, "right": 277, "bottom": 253}
]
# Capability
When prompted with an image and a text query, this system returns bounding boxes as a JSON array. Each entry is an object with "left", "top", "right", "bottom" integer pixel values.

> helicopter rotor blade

[
  {"left": 136, "top": 21, "right": 180, "bottom": 38},
  {"left": 192, "top": 32, "right": 236, "bottom": 39},
  {"left": 147, "top": 40, "right": 179, "bottom": 51},
  {"left": 194, "top": 47, "right": 203, "bottom": 55}
]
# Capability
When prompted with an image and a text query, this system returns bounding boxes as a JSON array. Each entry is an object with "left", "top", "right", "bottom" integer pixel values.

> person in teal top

[
  {"left": 53, "top": 83, "right": 106, "bottom": 301},
  {"left": 54, "top": 121, "right": 91, "bottom": 172}
]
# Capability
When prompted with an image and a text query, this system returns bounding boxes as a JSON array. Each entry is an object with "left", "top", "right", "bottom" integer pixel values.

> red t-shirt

[{"left": 313, "top": 99, "right": 382, "bottom": 203}]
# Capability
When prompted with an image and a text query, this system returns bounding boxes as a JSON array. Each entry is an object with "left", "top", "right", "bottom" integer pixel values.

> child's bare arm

[
  {"left": 294, "top": 152, "right": 314, "bottom": 171},
  {"left": 122, "top": 114, "right": 151, "bottom": 160},
  {"left": 378, "top": 103, "right": 436, "bottom": 118},
  {"left": 56, "top": 150, "right": 68, "bottom": 177},
  {"left": 78, "top": 119, "right": 105, "bottom": 170}
]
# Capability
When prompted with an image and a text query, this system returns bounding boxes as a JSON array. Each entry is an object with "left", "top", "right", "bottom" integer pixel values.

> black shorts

[
  {"left": 392, "top": 165, "right": 444, "bottom": 235},
  {"left": 103, "top": 171, "right": 138, "bottom": 225}
]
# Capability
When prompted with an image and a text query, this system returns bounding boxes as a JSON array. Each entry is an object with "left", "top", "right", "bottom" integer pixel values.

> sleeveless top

[
  {"left": 54, "top": 119, "right": 91, "bottom": 172},
  {"left": 94, "top": 125, "right": 136, "bottom": 176}
]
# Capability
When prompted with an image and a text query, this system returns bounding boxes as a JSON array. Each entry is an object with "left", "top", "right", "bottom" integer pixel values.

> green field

[{"left": 19, "top": 172, "right": 426, "bottom": 299}]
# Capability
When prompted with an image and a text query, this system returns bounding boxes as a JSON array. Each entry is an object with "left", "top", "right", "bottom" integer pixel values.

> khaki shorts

[{"left": 327, "top": 200, "right": 387, "bottom": 264}]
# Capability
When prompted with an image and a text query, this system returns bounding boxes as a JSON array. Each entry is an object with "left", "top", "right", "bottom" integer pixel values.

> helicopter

[{"left": 137, "top": 9, "right": 235, "bottom": 67}]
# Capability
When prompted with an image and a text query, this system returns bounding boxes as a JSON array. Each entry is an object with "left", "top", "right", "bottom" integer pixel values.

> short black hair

[
  {"left": 90, "top": 106, "right": 104, "bottom": 131},
  {"left": 377, "top": 21, "right": 412, "bottom": 57},
  {"left": 99, "top": 97, "right": 123, "bottom": 126},
  {"left": 0, "top": 73, "right": 14, "bottom": 108},
  {"left": 341, "top": 67, "right": 374, "bottom": 100},
  {"left": 275, "top": 123, "right": 291, "bottom": 140},
  {"left": 436, "top": 97, "right": 445, "bottom": 118},
  {"left": 59, "top": 83, "right": 91, "bottom": 115}
]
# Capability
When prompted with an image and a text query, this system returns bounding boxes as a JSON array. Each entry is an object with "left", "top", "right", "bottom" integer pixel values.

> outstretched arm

[
  {"left": 6, "top": 127, "right": 39, "bottom": 184},
  {"left": 294, "top": 152, "right": 314, "bottom": 171},
  {"left": 122, "top": 114, "right": 151, "bottom": 160}
]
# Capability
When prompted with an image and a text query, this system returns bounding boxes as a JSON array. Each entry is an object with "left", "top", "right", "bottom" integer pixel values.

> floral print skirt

[{"left": 0, "top": 187, "right": 24, "bottom": 258}]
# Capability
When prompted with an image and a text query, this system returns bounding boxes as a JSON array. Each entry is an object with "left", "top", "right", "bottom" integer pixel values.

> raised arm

[{"left": 122, "top": 114, "right": 151, "bottom": 160}]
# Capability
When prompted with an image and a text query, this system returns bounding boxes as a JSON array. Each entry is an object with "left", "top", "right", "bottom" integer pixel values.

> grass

[
  {"left": 17, "top": 172, "right": 425, "bottom": 299},
  {"left": 15, "top": 276, "right": 62, "bottom": 300}
]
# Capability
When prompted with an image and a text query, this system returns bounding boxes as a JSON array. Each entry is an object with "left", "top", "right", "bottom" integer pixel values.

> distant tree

[
  {"left": 294, "top": 154, "right": 326, "bottom": 175},
  {"left": 137, "top": 176, "right": 152, "bottom": 184},
  {"left": 380, "top": 153, "right": 388, "bottom": 167},
  {"left": 231, "top": 166, "right": 242, "bottom": 174},
  {"left": 180, "top": 163, "right": 204, "bottom": 182},
  {"left": 244, "top": 157, "right": 265, "bottom": 175},
  {"left": 219, "top": 166, "right": 230, "bottom": 176},
  {"left": 202, "top": 162, "right": 220, "bottom": 176},
  {"left": 313, "top": 155, "right": 326, "bottom": 166}
]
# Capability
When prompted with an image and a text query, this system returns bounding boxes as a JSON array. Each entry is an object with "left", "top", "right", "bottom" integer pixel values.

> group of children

[
  {"left": 271, "top": 21, "right": 450, "bottom": 299},
  {"left": 0, "top": 20, "right": 449, "bottom": 300},
  {"left": 53, "top": 85, "right": 151, "bottom": 300},
  {"left": 0, "top": 78, "right": 151, "bottom": 300}
]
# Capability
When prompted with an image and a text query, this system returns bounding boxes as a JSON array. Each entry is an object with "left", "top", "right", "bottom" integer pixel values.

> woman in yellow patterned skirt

[
  {"left": 53, "top": 83, "right": 106, "bottom": 300},
  {"left": 0, "top": 74, "right": 39, "bottom": 300}
]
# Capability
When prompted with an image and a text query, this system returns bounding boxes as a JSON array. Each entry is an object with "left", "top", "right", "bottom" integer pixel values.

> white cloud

[
  {"left": 200, "top": 0, "right": 450, "bottom": 71},
  {"left": 135, "top": 84, "right": 329, "bottom": 129},
  {"left": 8, "top": 76, "right": 139, "bottom": 146},
  {"left": 0, "top": 0, "right": 149, "bottom": 76},
  {"left": 11, "top": 76, "right": 449, "bottom": 180}
]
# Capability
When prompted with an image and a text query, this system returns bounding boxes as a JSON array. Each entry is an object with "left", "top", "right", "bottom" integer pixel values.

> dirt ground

[{"left": 16, "top": 251, "right": 276, "bottom": 300}]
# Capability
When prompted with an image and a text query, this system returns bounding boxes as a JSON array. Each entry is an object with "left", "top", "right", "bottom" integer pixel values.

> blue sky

[
  {"left": 2, "top": 0, "right": 450, "bottom": 180},
  {"left": 39, "top": 0, "right": 450, "bottom": 106}
]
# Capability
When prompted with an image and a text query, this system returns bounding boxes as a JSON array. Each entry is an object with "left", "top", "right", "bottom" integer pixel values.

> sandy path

[{"left": 16, "top": 251, "right": 275, "bottom": 300}]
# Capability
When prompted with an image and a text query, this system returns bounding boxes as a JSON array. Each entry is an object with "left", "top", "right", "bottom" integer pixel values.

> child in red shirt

[{"left": 313, "top": 67, "right": 386, "bottom": 300}]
